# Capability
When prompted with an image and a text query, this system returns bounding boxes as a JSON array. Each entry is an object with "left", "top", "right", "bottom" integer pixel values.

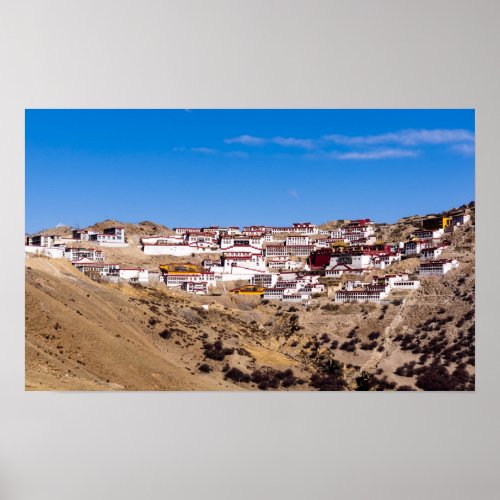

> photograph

[{"left": 25, "top": 109, "right": 475, "bottom": 391}]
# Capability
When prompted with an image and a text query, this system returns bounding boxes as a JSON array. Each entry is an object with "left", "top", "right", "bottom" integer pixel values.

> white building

[
  {"left": 300, "top": 283, "right": 326, "bottom": 294},
  {"left": 163, "top": 271, "right": 216, "bottom": 288},
  {"left": 404, "top": 240, "right": 424, "bottom": 256},
  {"left": 328, "top": 253, "right": 373, "bottom": 270},
  {"left": 25, "top": 246, "right": 65, "bottom": 258},
  {"left": 264, "top": 245, "right": 288, "bottom": 257},
  {"left": 143, "top": 243, "right": 220, "bottom": 256},
  {"left": 342, "top": 232, "right": 376, "bottom": 245},
  {"left": 419, "top": 259, "right": 459, "bottom": 276},
  {"left": 270, "top": 222, "right": 319, "bottom": 235},
  {"left": 174, "top": 227, "right": 202, "bottom": 235},
  {"left": 392, "top": 279, "right": 421, "bottom": 290},
  {"left": 373, "top": 253, "right": 401, "bottom": 269},
  {"left": 119, "top": 268, "right": 149, "bottom": 284},
  {"left": 420, "top": 246, "right": 445, "bottom": 260},
  {"left": 72, "top": 229, "right": 98, "bottom": 241},
  {"left": 285, "top": 236, "right": 310, "bottom": 246},
  {"left": 141, "top": 235, "right": 184, "bottom": 245},
  {"left": 452, "top": 213, "right": 471, "bottom": 226},
  {"left": 220, "top": 236, "right": 264, "bottom": 250},
  {"left": 65, "top": 247, "right": 104, "bottom": 262},
  {"left": 182, "top": 281, "right": 209, "bottom": 294},
  {"left": 325, "top": 265, "right": 352, "bottom": 278},
  {"left": 72, "top": 259, "right": 120, "bottom": 277},
  {"left": 26, "top": 234, "right": 65, "bottom": 247},
  {"left": 263, "top": 288, "right": 285, "bottom": 300},
  {"left": 329, "top": 229, "right": 344, "bottom": 239},
  {"left": 251, "top": 273, "right": 279, "bottom": 288},
  {"left": 90, "top": 227, "right": 127, "bottom": 246},
  {"left": 413, "top": 228, "right": 444, "bottom": 239},
  {"left": 335, "top": 288, "right": 388, "bottom": 303},
  {"left": 185, "top": 232, "right": 218, "bottom": 246},
  {"left": 211, "top": 254, "right": 267, "bottom": 281},
  {"left": 282, "top": 293, "right": 311, "bottom": 303},
  {"left": 344, "top": 280, "right": 366, "bottom": 291},
  {"left": 262, "top": 232, "right": 274, "bottom": 243},
  {"left": 265, "top": 244, "right": 315, "bottom": 257},
  {"left": 372, "top": 274, "right": 408, "bottom": 286},
  {"left": 267, "top": 258, "right": 301, "bottom": 271},
  {"left": 243, "top": 225, "right": 273, "bottom": 233},
  {"left": 222, "top": 251, "right": 265, "bottom": 265}
]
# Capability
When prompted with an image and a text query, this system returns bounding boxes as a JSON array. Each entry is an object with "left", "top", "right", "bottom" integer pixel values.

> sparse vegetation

[{"left": 203, "top": 340, "right": 234, "bottom": 361}]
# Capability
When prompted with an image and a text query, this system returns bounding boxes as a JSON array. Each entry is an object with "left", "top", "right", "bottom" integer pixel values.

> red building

[{"left": 308, "top": 248, "right": 333, "bottom": 270}]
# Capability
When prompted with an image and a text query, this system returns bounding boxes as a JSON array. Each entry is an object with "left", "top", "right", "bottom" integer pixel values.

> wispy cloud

[
  {"left": 174, "top": 146, "right": 249, "bottom": 159},
  {"left": 225, "top": 135, "right": 266, "bottom": 146},
  {"left": 56, "top": 222, "right": 67, "bottom": 228},
  {"left": 336, "top": 148, "right": 419, "bottom": 160},
  {"left": 191, "top": 147, "right": 216, "bottom": 154},
  {"left": 322, "top": 129, "right": 474, "bottom": 147},
  {"left": 450, "top": 142, "right": 475, "bottom": 156},
  {"left": 182, "top": 128, "right": 474, "bottom": 162},
  {"left": 288, "top": 189, "right": 299, "bottom": 198},
  {"left": 224, "top": 128, "right": 474, "bottom": 157},
  {"left": 273, "top": 137, "right": 316, "bottom": 149},
  {"left": 305, "top": 148, "right": 419, "bottom": 161},
  {"left": 225, "top": 135, "right": 315, "bottom": 149}
]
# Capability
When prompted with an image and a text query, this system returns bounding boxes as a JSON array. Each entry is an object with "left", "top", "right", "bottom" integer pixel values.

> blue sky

[{"left": 25, "top": 109, "right": 475, "bottom": 234}]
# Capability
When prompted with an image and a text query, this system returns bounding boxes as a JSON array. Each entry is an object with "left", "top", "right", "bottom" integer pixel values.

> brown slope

[{"left": 25, "top": 257, "right": 230, "bottom": 391}]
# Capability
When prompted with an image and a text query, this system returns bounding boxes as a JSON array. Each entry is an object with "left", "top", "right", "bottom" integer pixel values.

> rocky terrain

[{"left": 25, "top": 205, "right": 475, "bottom": 391}]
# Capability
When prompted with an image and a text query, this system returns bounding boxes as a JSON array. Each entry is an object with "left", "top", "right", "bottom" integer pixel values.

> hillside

[
  {"left": 25, "top": 257, "right": 312, "bottom": 390},
  {"left": 25, "top": 208, "right": 475, "bottom": 391},
  {"left": 30, "top": 219, "right": 174, "bottom": 238}
]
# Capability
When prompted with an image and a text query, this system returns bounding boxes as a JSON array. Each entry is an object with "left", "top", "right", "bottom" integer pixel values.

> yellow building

[
  {"left": 159, "top": 263, "right": 201, "bottom": 275},
  {"left": 422, "top": 216, "right": 452, "bottom": 230},
  {"left": 159, "top": 263, "right": 216, "bottom": 288},
  {"left": 230, "top": 285, "right": 265, "bottom": 296}
]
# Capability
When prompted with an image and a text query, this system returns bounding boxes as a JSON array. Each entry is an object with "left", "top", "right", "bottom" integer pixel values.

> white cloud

[
  {"left": 272, "top": 137, "right": 316, "bottom": 149},
  {"left": 288, "top": 189, "right": 299, "bottom": 198},
  {"left": 224, "top": 135, "right": 266, "bottom": 146},
  {"left": 56, "top": 223, "right": 67, "bottom": 228},
  {"left": 305, "top": 148, "right": 419, "bottom": 161},
  {"left": 191, "top": 147, "right": 216, "bottom": 154},
  {"left": 224, "top": 135, "right": 315, "bottom": 149},
  {"left": 337, "top": 149, "right": 419, "bottom": 160},
  {"left": 450, "top": 143, "right": 475, "bottom": 156},
  {"left": 323, "top": 128, "right": 474, "bottom": 147}
]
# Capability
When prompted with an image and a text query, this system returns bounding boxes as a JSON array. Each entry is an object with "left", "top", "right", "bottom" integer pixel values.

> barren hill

[
  {"left": 30, "top": 219, "right": 174, "bottom": 238},
  {"left": 25, "top": 257, "right": 311, "bottom": 390},
  {"left": 26, "top": 208, "right": 475, "bottom": 391},
  {"left": 86, "top": 219, "right": 174, "bottom": 237}
]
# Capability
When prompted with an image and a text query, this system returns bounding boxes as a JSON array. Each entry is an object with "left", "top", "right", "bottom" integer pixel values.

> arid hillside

[
  {"left": 30, "top": 219, "right": 174, "bottom": 238},
  {"left": 25, "top": 257, "right": 312, "bottom": 390},
  {"left": 26, "top": 206, "right": 475, "bottom": 391}
]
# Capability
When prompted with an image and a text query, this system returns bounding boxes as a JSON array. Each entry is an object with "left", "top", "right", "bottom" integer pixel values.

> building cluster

[
  {"left": 26, "top": 227, "right": 127, "bottom": 249},
  {"left": 335, "top": 273, "right": 421, "bottom": 303},
  {"left": 149, "top": 213, "right": 469, "bottom": 302},
  {"left": 25, "top": 226, "right": 151, "bottom": 284},
  {"left": 26, "top": 211, "right": 470, "bottom": 303},
  {"left": 403, "top": 214, "right": 467, "bottom": 276}
]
